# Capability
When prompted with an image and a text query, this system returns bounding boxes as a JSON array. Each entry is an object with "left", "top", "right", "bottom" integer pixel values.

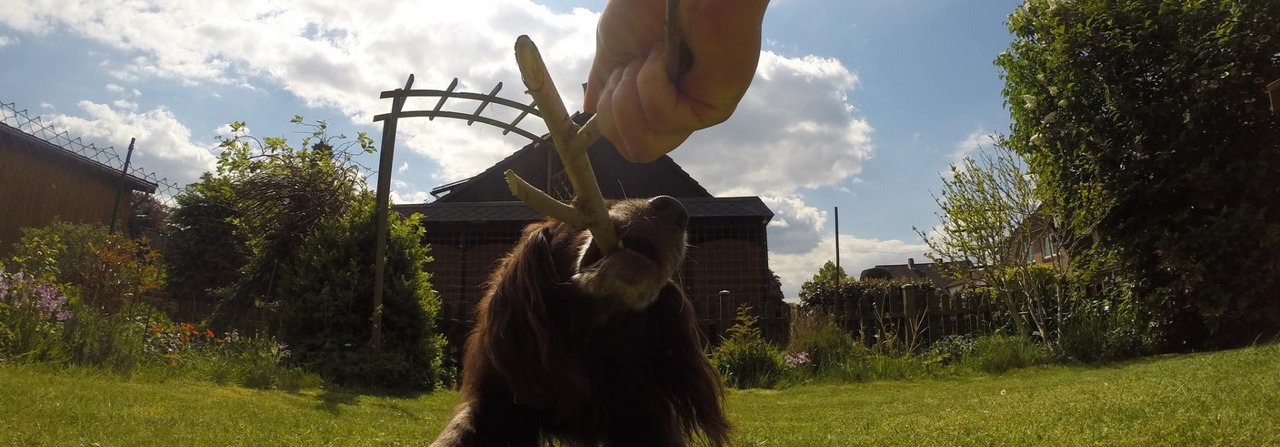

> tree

[
  {"left": 996, "top": 0, "right": 1280, "bottom": 349},
  {"left": 916, "top": 144, "right": 1076, "bottom": 342},
  {"left": 278, "top": 194, "right": 444, "bottom": 390},
  {"left": 164, "top": 174, "right": 249, "bottom": 319},
  {"left": 811, "top": 260, "right": 847, "bottom": 284},
  {"left": 208, "top": 117, "right": 375, "bottom": 330}
]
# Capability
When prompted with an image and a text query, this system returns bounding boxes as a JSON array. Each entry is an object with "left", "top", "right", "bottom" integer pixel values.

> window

[{"left": 1041, "top": 237, "right": 1055, "bottom": 259}]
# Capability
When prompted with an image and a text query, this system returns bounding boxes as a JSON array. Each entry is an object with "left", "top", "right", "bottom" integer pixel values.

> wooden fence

[{"left": 825, "top": 285, "right": 995, "bottom": 347}]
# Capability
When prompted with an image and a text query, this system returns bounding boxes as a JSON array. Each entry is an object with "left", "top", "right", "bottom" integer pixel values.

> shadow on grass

[{"left": 312, "top": 384, "right": 433, "bottom": 417}]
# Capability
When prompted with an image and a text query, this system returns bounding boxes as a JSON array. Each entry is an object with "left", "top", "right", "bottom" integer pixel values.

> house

[
  {"left": 0, "top": 102, "right": 157, "bottom": 257},
  {"left": 393, "top": 115, "right": 789, "bottom": 360},
  {"left": 868, "top": 258, "right": 974, "bottom": 295}
]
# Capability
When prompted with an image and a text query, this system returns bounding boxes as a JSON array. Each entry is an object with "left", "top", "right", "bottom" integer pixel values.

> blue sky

[{"left": 0, "top": 0, "right": 1022, "bottom": 298}]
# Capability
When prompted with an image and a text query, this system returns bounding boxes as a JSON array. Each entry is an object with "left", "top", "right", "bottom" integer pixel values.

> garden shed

[{"left": 0, "top": 103, "right": 157, "bottom": 257}]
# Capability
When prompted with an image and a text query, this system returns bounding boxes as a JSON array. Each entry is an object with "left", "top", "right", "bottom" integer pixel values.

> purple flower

[
  {"left": 785, "top": 351, "right": 811, "bottom": 368},
  {"left": 277, "top": 342, "right": 289, "bottom": 351}
]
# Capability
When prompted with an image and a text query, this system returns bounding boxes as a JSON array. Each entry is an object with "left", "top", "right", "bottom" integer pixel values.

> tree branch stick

[
  {"left": 505, "top": 169, "right": 589, "bottom": 228},
  {"left": 514, "top": 35, "right": 618, "bottom": 254}
]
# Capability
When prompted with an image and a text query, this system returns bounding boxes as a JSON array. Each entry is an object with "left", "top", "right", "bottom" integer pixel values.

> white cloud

[
  {"left": 760, "top": 194, "right": 827, "bottom": 255},
  {"left": 48, "top": 100, "right": 217, "bottom": 185},
  {"left": 6, "top": 0, "right": 885, "bottom": 298},
  {"left": 952, "top": 128, "right": 997, "bottom": 165},
  {"left": 770, "top": 234, "right": 929, "bottom": 300},
  {"left": 675, "top": 51, "right": 873, "bottom": 197},
  {"left": 0, "top": 0, "right": 597, "bottom": 184},
  {"left": 0, "top": 36, "right": 15, "bottom": 47}
]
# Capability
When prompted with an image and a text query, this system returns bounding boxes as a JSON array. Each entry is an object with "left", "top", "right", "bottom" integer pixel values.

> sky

[{"left": 0, "top": 0, "right": 1023, "bottom": 299}]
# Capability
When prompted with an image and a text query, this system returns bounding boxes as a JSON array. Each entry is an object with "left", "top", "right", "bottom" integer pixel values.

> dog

[{"left": 431, "top": 195, "right": 730, "bottom": 446}]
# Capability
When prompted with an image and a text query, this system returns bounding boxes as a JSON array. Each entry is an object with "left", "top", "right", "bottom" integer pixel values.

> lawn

[{"left": 2, "top": 344, "right": 1277, "bottom": 446}]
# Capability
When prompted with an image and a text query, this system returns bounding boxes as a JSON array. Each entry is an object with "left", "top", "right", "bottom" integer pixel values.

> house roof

[
  {"left": 429, "top": 112, "right": 712, "bottom": 202},
  {"left": 395, "top": 196, "right": 773, "bottom": 223},
  {"left": 0, "top": 121, "right": 157, "bottom": 193},
  {"left": 873, "top": 259, "right": 971, "bottom": 289}
]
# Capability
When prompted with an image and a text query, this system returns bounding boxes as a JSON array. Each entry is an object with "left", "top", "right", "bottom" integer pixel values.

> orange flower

[
  {"left": 153, "top": 324, "right": 163, "bottom": 332},
  {"left": 205, "top": 329, "right": 214, "bottom": 337},
  {"left": 180, "top": 323, "right": 194, "bottom": 332},
  {"left": 181, "top": 335, "right": 190, "bottom": 342}
]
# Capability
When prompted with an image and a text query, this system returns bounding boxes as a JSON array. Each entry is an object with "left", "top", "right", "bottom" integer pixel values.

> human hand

[{"left": 584, "top": 0, "right": 768, "bottom": 162}]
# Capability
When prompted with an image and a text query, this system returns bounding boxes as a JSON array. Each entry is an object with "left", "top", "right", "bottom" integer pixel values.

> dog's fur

[{"left": 431, "top": 197, "right": 729, "bottom": 446}]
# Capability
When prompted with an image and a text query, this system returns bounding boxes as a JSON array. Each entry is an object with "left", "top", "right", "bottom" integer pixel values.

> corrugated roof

[{"left": 395, "top": 196, "right": 773, "bottom": 223}]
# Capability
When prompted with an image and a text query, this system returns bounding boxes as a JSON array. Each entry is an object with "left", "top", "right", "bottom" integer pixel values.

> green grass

[{"left": 3, "top": 344, "right": 1279, "bottom": 446}]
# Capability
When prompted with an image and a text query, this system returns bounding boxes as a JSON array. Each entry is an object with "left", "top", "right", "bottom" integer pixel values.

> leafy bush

[
  {"left": 927, "top": 334, "right": 979, "bottom": 367},
  {"left": 8, "top": 221, "right": 163, "bottom": 313},
  {"left": 961, "top": 333, "right": 1051, "bottom": 374},
  {"left": 164, "top": 174, "right": 249, "bottom": 315},
  {"left": 1058, "top": 274, "right": 1151, "bottom": 363},
  {"left": 712, "top": 306, "right": 786, "bottom": 389},
  {"left": 787, "top": 307, "right": 866, "bottom": 372},
  {"left": 0, "top": 270, "right": 71, "bottom": 363},
  {"left": 278, "top": 195, "right": 444, "bottom": 390}
]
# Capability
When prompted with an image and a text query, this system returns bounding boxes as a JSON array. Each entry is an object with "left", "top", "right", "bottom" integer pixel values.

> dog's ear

[
  {"left": 482, "top": 225, "right": 566, "bottom": 406},
  {"left": 647, "top": 282, "right": 731, "bottom": 446}
]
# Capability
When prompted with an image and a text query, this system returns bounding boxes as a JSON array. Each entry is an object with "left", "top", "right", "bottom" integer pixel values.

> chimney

[{"left": 907, "top": 257, "right": 916, "bottom": 271}]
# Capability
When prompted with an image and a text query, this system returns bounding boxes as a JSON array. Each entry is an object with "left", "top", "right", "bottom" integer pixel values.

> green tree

[
  {"left": 278, "top": 194, "right": 444, "bottom": 390},
  {"left": 209, "top": 117, "right": 374, "bottom": 330},
  {"left": 916, "top": 144, "right": 1056, "bottom": 339},
  {"left": 811, "top": 260, "right": 847, "bottom": 284},
  {"left": 996, "top": 0, "right": 1280, "bottom": 349},
  {"left": 164, "top": 173, "right": 249, "bottom": 319}
]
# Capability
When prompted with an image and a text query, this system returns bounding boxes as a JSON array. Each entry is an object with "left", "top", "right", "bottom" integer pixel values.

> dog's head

[{"left": 568, "top": 195, "right": 689, "bottom": 310}]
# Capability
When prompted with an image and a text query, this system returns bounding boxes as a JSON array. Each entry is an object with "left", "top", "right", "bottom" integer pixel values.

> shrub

[
  {"left": 0, "top": 270, "right": 71, "bottom": 363},
  {"left": 277, "top": 195, "right": 444, "bottom": 390},
  {"left": 961, "top": 333, "right": 1051, "bottom": 374},
  {"left": 787, "top": 307, "right": 866, "bottom": 373},
  {"left": 1058, "top": 275, "right": 1151, "bottom": 362},
  {"left": 926, "top": 334, "right": 979, "bottom": 367},
  {"left": 712, "top": 306, "right": 786, "bottom": 389},
  {"left": 8, "top": 221, "right": 163, "bottom": 313}
]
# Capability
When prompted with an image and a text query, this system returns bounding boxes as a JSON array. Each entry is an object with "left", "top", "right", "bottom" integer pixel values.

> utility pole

[{"left": 834, "top": 206, "right": 840, "bottom": 272}]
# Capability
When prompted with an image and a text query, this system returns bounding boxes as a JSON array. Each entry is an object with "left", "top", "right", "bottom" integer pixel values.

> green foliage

[
  {"left": 786, "top": 307, "right": 866, "bottom": 372},
  {"left": 926, "top": 334, "right": 980, "bottom": 366},
  {"left": 278, "top": 195, "right": 444, "bottom": 391},
  {"left": 0, "top": 270, "right": 71, "bottom": 363},
  {"left": 858, "top": 267, "right": 891, "bottom": 281},
  {"left": 997, "top": 0, "right": 1280, "bottom": 349},
  {"left": 961, "top": 333, "right": 1052, "bottom": 374},
  {"left": 810, "top": 260, "right": 847, "bottom": 284},
  {"left": 205, "top": 118, "right": 375, "bottom": 330},
  {"left": 798, "top": 277, "right": 931, "bottom": 313},
  {"left": 8, "top": 222, "right": 163, "bottom": 314},
  {"left": 164, "top": 174, "right": 249, "bottom": 312},
  {"left": 914, "top": 143, "right": 1044, "bottom": 338},
  {"left": 712, "top": 306, "right": 786, "bottom": 389}
]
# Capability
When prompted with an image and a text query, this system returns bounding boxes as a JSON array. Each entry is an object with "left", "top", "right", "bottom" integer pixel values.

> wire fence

[{"left": 1, "top": 101, "right": 187, "bottom": 208}]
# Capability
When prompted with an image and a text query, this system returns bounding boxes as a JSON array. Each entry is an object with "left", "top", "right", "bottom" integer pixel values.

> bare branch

[
  {"left": 513, "top": 35, "right": 618, "bottom": 254},
  {"left": 505, "top": 169, "right": 589, "bottom": 228}
]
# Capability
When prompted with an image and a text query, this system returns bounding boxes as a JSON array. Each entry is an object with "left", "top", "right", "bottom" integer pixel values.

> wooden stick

[{"left": 511, "top": 35, "right": 619, "bottom": 254}]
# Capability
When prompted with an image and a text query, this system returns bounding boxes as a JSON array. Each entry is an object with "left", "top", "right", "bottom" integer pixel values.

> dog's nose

[{"left": 648, "top": 195, "right": 688, "bottom": 229}]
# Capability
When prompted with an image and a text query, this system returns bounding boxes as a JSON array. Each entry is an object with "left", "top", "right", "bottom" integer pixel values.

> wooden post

[
  {"left": 108, "top": 138, "right": 136, "bottom": 234},
  {"left": 371, "top": 74, "right": 415, "bottom": 350},
  {"left": 902, "top": 283, "right": 926, "bottom": 346}
]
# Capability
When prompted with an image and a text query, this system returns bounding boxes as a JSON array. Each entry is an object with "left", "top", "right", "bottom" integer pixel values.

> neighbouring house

[
  {"left": 869, "top": 258, "right": 975, "bottom": 295},
  {"left": 0, "top": 102, "right": 158, "bottom": 257},
  {"left": 393, "top": 115, "right": 789, "bottom": 361}
]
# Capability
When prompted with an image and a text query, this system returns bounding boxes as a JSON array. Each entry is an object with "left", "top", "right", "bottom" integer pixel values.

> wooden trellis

[{"left": 368, "top": 75, "right": 553, "bottom": 349}]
